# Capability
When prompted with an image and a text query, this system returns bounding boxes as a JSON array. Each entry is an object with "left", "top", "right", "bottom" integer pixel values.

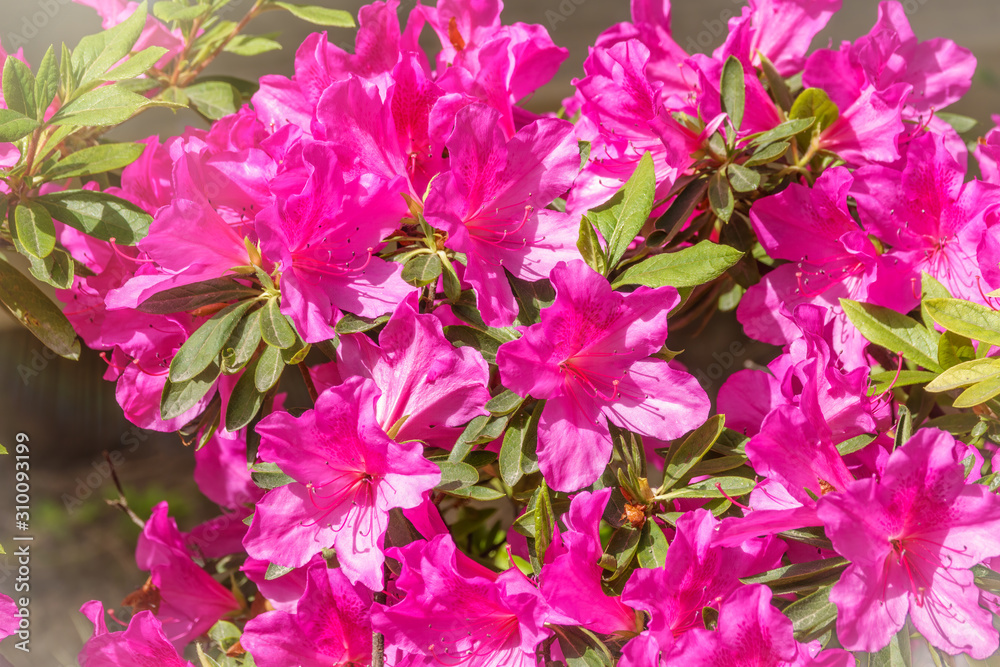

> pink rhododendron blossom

[
  {"left": 540, "top": 488, "right": 639, "bottom": 635},
  {"left": 818, "top": 429, "right": 1000, "bottom": 658},
  {"left": 243, "top": 377, "right": 440, "bottom": 589},
  {"left": 0, "top": 593, "right": 17, "bottom": 642},
  {"left": 336, "top": 292, "right": 491, "bottom": 448},
  {"left": 375, "top": 533, "right": 550, "bottom": 666},
  {"left": 135, "top": 503, "right": 240, "bottom": 648},
  {"left": 78, "top": 601, "right": 194, "bottom": 667},
  {"left": 241, "top": 559, "right": 372, "bottom": 666},
  {"left": 662, "top": 585, "right": 853, "bottom": 666},
  {"left": 424, "top": 103, "right": 581, "bottom": 326},
  {"left": 498, "top": 260, "right": 709, "bottom": 491}
]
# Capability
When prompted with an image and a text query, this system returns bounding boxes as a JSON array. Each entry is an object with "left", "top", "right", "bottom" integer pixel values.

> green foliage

[{"left": 587, "top": 152, "right": 656, "bottom": 272}]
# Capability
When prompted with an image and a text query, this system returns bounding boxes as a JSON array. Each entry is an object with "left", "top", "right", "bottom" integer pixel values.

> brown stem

[
  {"left": 180, "top": 0, "right": 265, "bottom": 86},
  {"left": 298, "top": 361, "right": 319, "bottom": 405},
  {"left": 102, "top": 451, "right": 146, "bottom": 529}
]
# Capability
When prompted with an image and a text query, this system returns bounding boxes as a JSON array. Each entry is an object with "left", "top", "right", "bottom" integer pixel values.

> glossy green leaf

[
  {"left": 841, "top": 299, "right": 942, "bottom": 372},
  {"left": 954, "top": 376, "right": 1000, "bottom": 408},
  {"left": 577, "top": 216, "right": 607, "bottom": 274},
  {"left": 0, "top": 252, "right": 80, "bottom": 359},
  {"left": 222, "top": 307, "right": 262, "bottom": 373},
  {"left": 2, "top": 56, "right": 36, "bottom": 118},
  {"left": 660, "top": 415, "right": 727, "bottom": 492},
  {"left": 485, "top": 390, "right": 524, "bottom": 416},
  {"left": 251, "top": 462, "right": 294, "bottom": 490},
  {"left": 635, "top": 519, "right": 669, "bottom": 569},
  {"left": 727, "top": 163, "right": 761, "bottom": 193},
  {"left": 926, "top": 358, "right": 1000, "bottom": 392},
  {"left": 160, "top": 363, "right": 220, "bottom": 420},
  {"left": 447, "top": 484, "right": 505, "bottom": 501},
  {"left": 254, "top": 344, "right": 284, "bottom": 392},
  {"left": 742, "top": 557, "right": 847, "bottom": 595},
  {"left": 499, "top": 406, "right": 539, "bottom": 487},
  {"left": 226, "top": 364, "right": 267, "bottom": 431},
  {"left": 272, "top": 2, "right": 355, "bottom": 26},
  {"left": 224, "top": 34, "right": 283, "bottom": 56},
  {"left": 24, "top": 246, "right": 74, "bottom": 289},
  {"left": 720, "top": 56, "right": 745, "bottom": 131},
  {"left": 924, "top": 297, "right": 1000, "bottom": 348},
  {"left": 588, "top": 152, "right": 656, "bottom": 271},
  {"left": 661, "top": 475, "right": 754, "bottom": 500},
  {"left": 51, "top": 85, "right": 158, "bottom": 126},
  {"left": 789, "top": 88, "right": 839, "bottom": 133},
  {"left": 153, "top": 1, "right": 210, "bottom": 22},
  {"left": 45, "top": 142, "right": 147, "bottom": 180},
  {"left": 936, "top": 112, "right": 977, "bottom": 133},
  {"left": 35, "top": 189, "right": 151, "bottom": 244},
  {"left": 170, "top": 300, "right": 256, "bottom": 382},
  {"left": 748, "top": 118, "right": 815, "bottom": 147},
  {"left": 33, "top": 46, "right": 58, "bottom": 118},
  {"left": 435, "top": 460, "right": 479, "bottom": 492},
  {"left": 103, "top": 46, "right": 169, "bottom": 81},
  {"left": 72, "top": 3, "right": 147, "bottom": 85},
  {"left": 785, "top": 585, "right": 837, "bottom": 641},
  {"left": 401, "top": 253, "right": 443, "bottom": 287},
  {"left": 137, "top": 277, "right": 260, "bottom": 314},
  {"left": 707, "top": 169, "right": 734, "bottom": 222},
  {"left": 0, "top": 108, "right": 38, "bottom": 142},
  {"left": 652, "top": 177, "right": 709, "bottom": 244},
  {"left": 14, "top": 202, "right": 56, "bottom": 259},
  {"left": 613, "top": 242, "right": 743, "bottom": 289},
  {"left": 938, "top": 330, "right": 975, "bottom": 369},
  {"left": 920, "top": 272, "right": 951, "bottom": 329},
  {"left": 184, "top": 80, "right": 242, "bottom": 120},
  {"left": 260, "top": 298, "right": 296, "bottom": 349},
  {"left": 743, "top": 141, "right": 789, "bottom": 167}
]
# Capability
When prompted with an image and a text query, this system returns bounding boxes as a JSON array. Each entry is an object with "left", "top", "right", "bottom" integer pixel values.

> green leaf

[
  {"left": 265, "top": 562, "right": 295, "bottom": 580},
  {"left": 14, "top": 202, "right": 56, "bottom": 259},
  {"left": 926, "top": 358, "right": 1000, "bottom": 392},
  {"left": 661, "top": 475, "right": 754, "bottom": 500},
  {"left": 160, "top": 363, "right": 220, "bottom": 420},
  {"left": 222, "top": 307, "right": 262, "bottom": 373},
  {"left": 499, "top": 405, "right": 540, "bottom": 487},
  {"left": 0, "top": 252, "right": 80, "bottom": 359},
  {"left": 789, "top": 88, "right": 839, "bottom": 133},
  {"left": 743, "top": 141, "right": 790, "bottom": 168},
  {"left": 707, "top": 169, "right": 734, "bottom": 222},
  {"left": 0, "top": 108, "right": 38, "bottom": 142},
  {"left": 103, "top": 46, "right": 169, "bottom": 82},
  {"left": 224, "top": 34, "right": 283, "bottom": 56},
  {"left": 920, "top": 272, "right": 951, "bottom": 329},
  {"left": 636, "top": 519, "right": 669, "bottom": 569},
  {"left": 170, "top": 300, "right": 256, "bottom": 382},
  {"left": 45, "top": 142, "right": 147, "bottom": 180},
  {"left": 588, "top": 152, "right": 656, "bottom": 270},
  {"left": 747, "top": 118, "right": 815, "bottom": 147},
  {"left": 447, "top": 484, "right": 505, "bottom": 501},
  {"left": 251, "top": 462, "right": 294, "bottom": 490},
  {"left": 954, "top": 376, "right": 1000, "bottom": 408},
  {"left": 840, "top": 299, "right": 942, "bottom": 372},
  {"left": 660, "top": 415, "right": 727, "bottom": 491},
  {"left": 785, "top": 585, "right": 838, "bottom": 641},
  {"left": 742, "top": 557, "right": 848, "bottom": 595},
  {"left": 936, "top": 112, "right": 977, "bottom": 134},
  {"left": 33, "top": 46, "right": 58, "bottom": 119},
  {"left": 184, "top": 80, "right": 242, "bottom": 120},
  {"left": 720, "top": 55, "right": 745, "bottom": 131},
  {"left": 25, "top": 246, "right": 74, "bottom": 289},
  {"left": 485, "top": 390, "right": 524, "bottom": 416},
  {"left": 153, "top": 1, "right": 211, "bottom": 22},
  {"left": 613, "top": 241, "right": 743, "bottom": 289},
  {"left": 260, "top": 298, "right": 296, "bottom": 349},
  {"left": 835, "top": 433, "right": 877, "bottom": 456},
  {"left": 72, "top": 3, "right": 147, "bottom": 86},
  {"left": 758, "top": 53, "right": 793, "bottom": 111},
  {"left": 254, "top": 344, "right": 284, "bottom": 392},
  {"left": 924, "top": 298, "right": 1000, "bottom": 348},
  {"left": 272, "top": 2, "right": 356, "bottom": 26},
  {"left": 726, "top": 163, "right": 761, "bottom": 193},
  {"left": 401, "top": 253, "right": 443, "bottom": 287},
  {"left": 938, "top": 330, "right": 975, "bottom": 369},
  {"left": 334, "top": 312, "right": 389, "bottom": 334},
  {"left": 924, "top": 412, "right": 981, "bottom": 435},
  {"left": 534, "top": 480, "right": 554, "bottom": 563},
  {"left": 577, "top": 216, "right": 607, "bottom": 274},
  {"left": 36, "top": 189, "right": 151, "bottom": 244},
  {"left": 652, "top": 177, "right": 709, "bottom": 244},
  {"left": 3, "top": 56, "right": 36, "bottom": 119},
  {"left": 51, "top": 85, "right": 158, "bottom": 126},
  {"left": 226, "top": 363, "right": 267, "bottom": 431},
  {"left": 137, "top": 277, "right": 260, "bottom": 314},
  {"left": 869, "top": 370, "right": 937, "bottom": 394}
]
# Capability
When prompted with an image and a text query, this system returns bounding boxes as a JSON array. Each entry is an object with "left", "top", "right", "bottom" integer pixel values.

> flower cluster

[{"left": 2, "top": 0, "right": 1000, "bottom": 664}]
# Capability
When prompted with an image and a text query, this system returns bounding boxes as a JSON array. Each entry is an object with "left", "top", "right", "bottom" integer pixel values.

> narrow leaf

[
  {"left": 924, "top": 298, "right": 1000, "bottom": 348},
  {"left": 588, "top": 152, "right": 656, "bottom": 270},
  {"left": 0, "top": 108, "right": 38, "bottom": 142},
  {"left": 2, "top": 57, "right": 36, "bottom": 118},
  {"left": 661, "top": 415, "right": 727, "bottom": 491},
  {"left": 260, "top": 298, "right": 296, "bottom": 349},
  {"left": 272, "top": 2, "right": 356, "bottom": 26},
  {"left": 170, "top": 300, "right": 256, "bottom": 382},
  {"left": 720, "top": 56, "right": 746, "bottom": 131},
  {"left": 954, "top": 376, "right": 1000, "bottom": 409},
  {"left": 160, "top": 363, "right": 219, "bottom": 420},
  {"left": 841, "top": 299, "right": 942, "bottom": 372},
  {"left": 45, "top": 142, "right": 147, "bottom": 180},
  {"left": 137, "top": 277, "right": 260, "bottom": 314},
  {"left": 254, "top": 344, "right": 284, "bottom": 392},
  {"left": 0, "top": 252, "right": 80, "bottom": 359},
  {"left": 613, "top": 242, "right": 743, "bottom": 289}
]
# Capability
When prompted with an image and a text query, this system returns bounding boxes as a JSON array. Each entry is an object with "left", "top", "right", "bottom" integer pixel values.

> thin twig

[{"left": 103, "top": 451, "right": 145, "bottom": 529}]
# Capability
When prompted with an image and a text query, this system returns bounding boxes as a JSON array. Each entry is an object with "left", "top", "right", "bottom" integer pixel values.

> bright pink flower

[
  {"left": 78, "top": 601, "right": 193, "bottom": 667},
  {"left": 622, "top": 509, "right": 783, "bottom": 659},
  {"left": 0, "top": 593, "right": 17, "bottom": 641},
  {"left": 72, "top": 0, "right": 183, "bottom": 66},
  {"left": 255, "top": 141, "right": 412, "bottom": 342},
  {"left": 336, "top": 292, "right": 491, "bottom": 449},
  {"left": 540, "top": 488, "right": 639, "bottom": 635},
  {"left": 243, "top": 377, "right": 440, "bottom": 590},
  {"left": 500, "top": 260, "right": 709, "bottom": 491},
  {"left": 241, "top": 559, "right": 372, "bottom": 667},
  {"left": 424, "top": 103, "right": 581, "bottom": 326},
  {"left": 374, "top": 534, "right": 550, "bottom": 666},
  {"left": 661, "top": 585, "right": 854, "bottom": 666},
  {"left": 135, "top": 503, "right": 240, "bottom": 648},
  {"left": 817, "top": 429, "right": 1000, "bottom": 658}
]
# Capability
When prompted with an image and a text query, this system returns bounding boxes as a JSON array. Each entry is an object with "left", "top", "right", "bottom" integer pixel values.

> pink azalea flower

[
  {"left": 72, "top": 0, "right": 183, "bottom": 66},
  {"left": 254, "top": 141, "right": 413, "bottom": 342},
  {"left": 78, "top": 601, "right": 193, "bottom": 667},
  {"left": 336, "top": 292, "right": 491, "bottom": 449},
  {"left": 243, "top": 377, "right": 440, "bottom": 590},
  {"left": 135, "top": 503, "right": 240, "bottom": 649},
  {"left": 374, "top": 533, "right": 550, "bottom": 666},
  {"left": 817, "top": 429, "right": 1000, "bottom": 658},
  {"left": 539, "top": 488, "right": 639, "bottom": 635},
  {"left": 241, "top": 559, "right": 372, "bottom": 666},
  {"left": 622, "top": 509, "right": 784, "bottom": 658},
  {"left": 424, "top": 103, "right": 582, "bottom": 326},
  {"left": 0, "top": 593, "right": 17, "bottom": 641},
  {"left": 661, "top": 585, "right": 854, "bottom": 666},
  {"left": 497, "top": 260, "right": 709, "bottom": 491}
]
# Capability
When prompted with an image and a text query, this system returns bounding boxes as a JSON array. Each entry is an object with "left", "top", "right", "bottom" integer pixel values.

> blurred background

[{"left": 1, "top": 0, "right": 999, "bottom": 664}]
